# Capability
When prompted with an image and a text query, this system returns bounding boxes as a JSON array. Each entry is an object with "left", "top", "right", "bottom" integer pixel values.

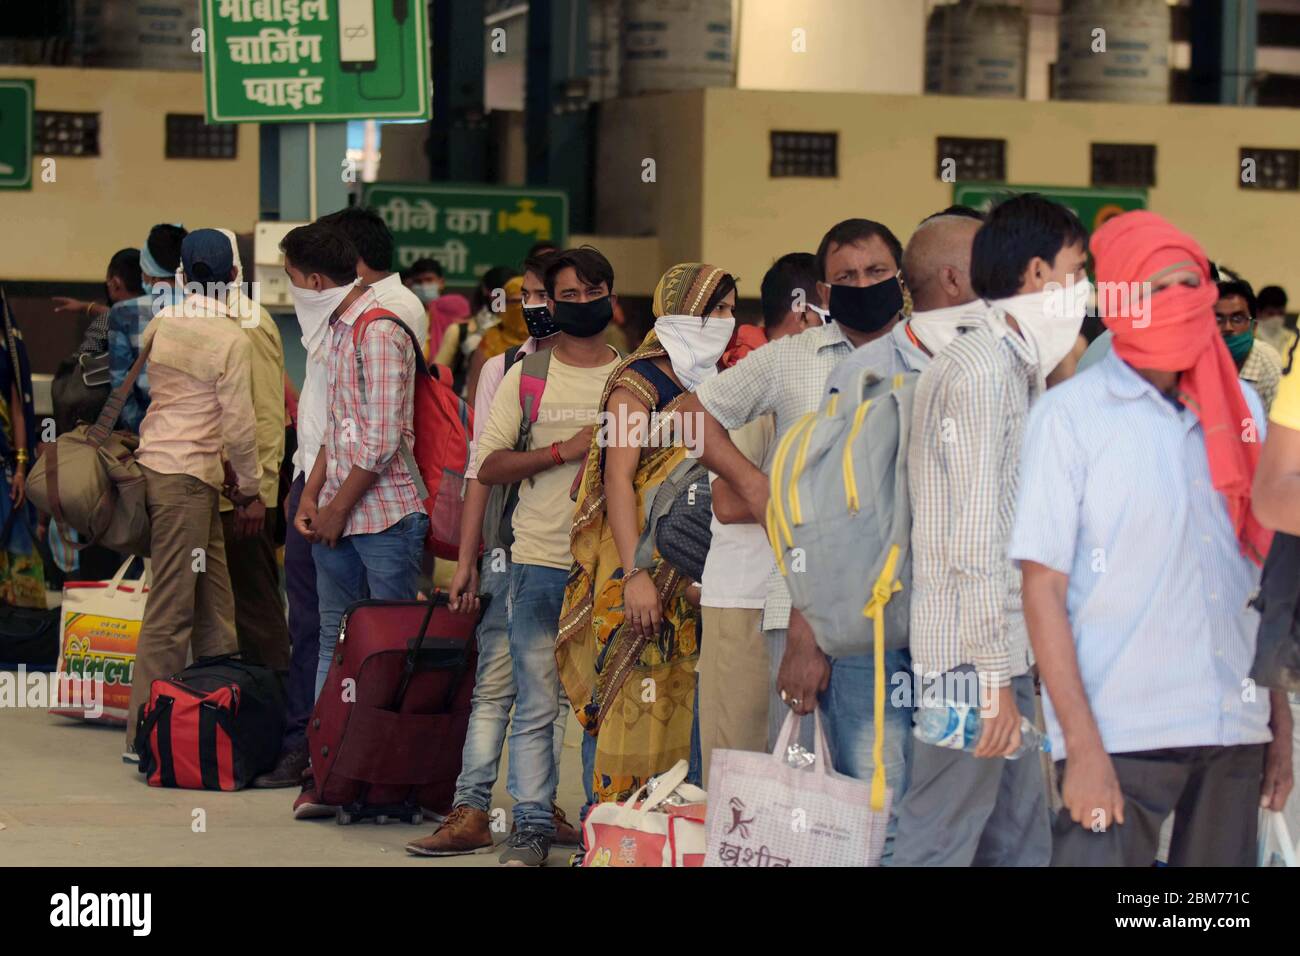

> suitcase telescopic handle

[{"left": 391, "top": 592, "right": 491, "bottom": 711}]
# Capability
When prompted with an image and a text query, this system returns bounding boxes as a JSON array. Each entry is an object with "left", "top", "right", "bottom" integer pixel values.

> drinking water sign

[
  {"left": 201, "top": 1, "right": 431, "bottom": 123},
  {"left": 362, "top": 184, "right": 569, "bottom": 287},
  {"left": 953, "top": 184, "right": 1147, "bottom": 233}
]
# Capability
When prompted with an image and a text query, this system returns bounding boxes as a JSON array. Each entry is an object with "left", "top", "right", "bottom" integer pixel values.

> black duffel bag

[
  {"left": 0, "top": 602, "right": 59, "bottom": 668},
  {"left": 135, "top": 654, "right": 285, "bottom": 790},
  {"left": 1249, "top": 531, "right": 1300, "bottom": 692}
]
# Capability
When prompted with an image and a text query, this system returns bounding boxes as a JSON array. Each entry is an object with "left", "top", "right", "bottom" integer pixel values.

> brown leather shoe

[
  {"left": 405, "top": 806, "right": 495, "bottom": 857},
  {"left": 552, "top": 804, "right": 582, "bottom": 847}
]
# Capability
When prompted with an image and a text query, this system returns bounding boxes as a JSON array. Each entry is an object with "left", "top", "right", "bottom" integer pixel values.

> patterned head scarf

[{"left": 652, "top": 262, "right": 732, "bottom": 319}]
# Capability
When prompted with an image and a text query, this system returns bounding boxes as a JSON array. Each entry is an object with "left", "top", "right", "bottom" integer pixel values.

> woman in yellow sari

[{"left": 558, "top": 263, "right": 737, "bottom": 804}]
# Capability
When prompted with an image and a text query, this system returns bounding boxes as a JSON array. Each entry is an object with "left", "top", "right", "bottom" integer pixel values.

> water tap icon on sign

[{"left": 498, "top": 199, "right": 552, "bottom": 241}]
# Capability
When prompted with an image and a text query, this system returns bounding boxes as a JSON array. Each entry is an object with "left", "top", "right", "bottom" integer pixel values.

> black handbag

[
  {"left": 1249, "top": 531, "right": 1300, "bottom": 692},
  {"left": 655, "top": 471, "right": 713, "bottom": 583}
]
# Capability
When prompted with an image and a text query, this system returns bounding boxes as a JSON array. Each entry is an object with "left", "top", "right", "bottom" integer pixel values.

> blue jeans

[
  {"left": 505, "top": 562, "right": 567, "bottom": 834},
  {"left": 452, "top": 554, "right": 567, "bottom": 813},
  {"left": 765, "top": 629, "right": 914, "bottom": 863},
  {"left": 312, "top": 512, "right": 428, "bottom": 699}
]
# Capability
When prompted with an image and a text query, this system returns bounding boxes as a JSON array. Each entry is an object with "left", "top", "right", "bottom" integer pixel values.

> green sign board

[
  {"left": 201, "top": 0, "right": 430, "bottom": 123},
  {"left": 0, "top": 79, "right": 33, "bottom": 190},
  {"left": 953, "top": 183, "right": 1147, "bottom": 233},
  {"left": 363, "top": 183, "right": 569, "bottom": 287}
]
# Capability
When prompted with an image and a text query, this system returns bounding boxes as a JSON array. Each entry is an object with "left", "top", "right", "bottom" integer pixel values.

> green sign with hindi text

[
  {"left": 201, "top": 0, "right": 430, "bottom": 123},
  {"left": 363, "top": 183, "right": 569, "bottom": 287}
]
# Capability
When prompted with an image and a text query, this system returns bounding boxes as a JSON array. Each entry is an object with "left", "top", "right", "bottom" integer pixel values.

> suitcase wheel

[
  {"left": 335, "top": 808, "right": 354, "bottom": 826},
  {"left": 376, "top": 814, "right": 389, "bottom": 825},
  {"left": 408, "top": 811, "right": 424, "bottom": 826}
]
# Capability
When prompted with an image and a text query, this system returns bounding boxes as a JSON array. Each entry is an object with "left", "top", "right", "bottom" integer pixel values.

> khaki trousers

[
  {"left": 220, "top": 508, "right": 290, "bottom": 671},
  {"left": 126, "top": 467, "right": 238, "bottom": 750},
  {"left": 697, "top": 606, "right": 770, "bottom": 786}
]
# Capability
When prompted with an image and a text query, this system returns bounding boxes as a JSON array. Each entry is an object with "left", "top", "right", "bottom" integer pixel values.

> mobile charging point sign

[
  {"left": 362, "top": 184, "right": 569, "bottom": 287},
  {"left": 201, "top": 0, "right": 430, "bottom": 123},
  {"left": 953, "top": 183, "right": 1147, "bottom": 233},
  {"left": 0, "top": 79, "right": 34, "bottom": 190}
]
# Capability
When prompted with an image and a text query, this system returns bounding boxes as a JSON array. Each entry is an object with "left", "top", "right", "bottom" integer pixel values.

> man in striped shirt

[{"left": 893, "top": 194, "right": 1089, "bottom": 867}]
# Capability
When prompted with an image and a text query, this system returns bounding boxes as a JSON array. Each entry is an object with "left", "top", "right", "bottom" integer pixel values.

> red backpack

[{"left": 351, "top": 309, "right": 472, "bottom": 559}]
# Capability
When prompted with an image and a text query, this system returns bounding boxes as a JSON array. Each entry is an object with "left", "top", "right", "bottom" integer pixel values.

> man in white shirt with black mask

[{"left": 824, "top": 207, "right": 986, "bottom": 396}]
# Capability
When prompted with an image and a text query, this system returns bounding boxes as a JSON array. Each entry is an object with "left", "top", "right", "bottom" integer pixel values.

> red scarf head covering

[
  {"left": 1091, "top": 210, "right": 1271, "bottom": 565},
  {"left": 721, "top": 323, "right": 767, "bottom": 369}
]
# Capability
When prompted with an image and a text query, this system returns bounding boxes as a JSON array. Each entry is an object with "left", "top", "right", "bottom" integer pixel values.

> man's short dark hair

[
  {"left": 970, "top": 193, "right": 1087, "bottom": 300},
  {"left": 402, "top": 257, "right": 443, "bottom": 282},
  {"left": 920, "top": 204, "right": 987, "bottom": 226},
  {"left": 760, "top": 252, "right": 819, "bottom": 330},
  {"left": 108, "top": 247, "right": 144, "bottom": 295},
  {"left": 1218, "top": 277, "right": 1258, "bottom": 319},
  {"left": 280, "top": 223, "right": 359, "bottom": 286},
  {"left": 814, "top": 219, "right": 903, "bottom": 282},
  {"left": 146, "top": 224, "right": 188, "bottom": 275},
  {"left": 318, "top": 205, "right": 394, "bottom": 272},
  {"left": 1259, "top": 285, "right": 1288, "bottom": 312},
  {"left": 543, "top": 246, "right": 616, "bottom": 298}
]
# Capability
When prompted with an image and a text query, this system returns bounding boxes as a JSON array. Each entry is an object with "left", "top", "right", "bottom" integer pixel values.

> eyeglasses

[{"left": 1215, "top": 313, "right": 1253, "bottom": 332}]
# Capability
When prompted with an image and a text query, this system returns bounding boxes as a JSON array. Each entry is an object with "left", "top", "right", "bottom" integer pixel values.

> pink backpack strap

[{"left": 517, "top": 348, "right": 552, "bottom": 425}]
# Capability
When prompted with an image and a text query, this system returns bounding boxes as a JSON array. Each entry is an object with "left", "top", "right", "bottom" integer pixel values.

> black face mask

[
  {"left": 523, "top": 303, "right": 559, "bottom": 339},
  {"left": 551, "top": 296, "right": 614, "bottom": 338},
  {"left": 829, "top": 277, "right": 904, "bottom": 334}
]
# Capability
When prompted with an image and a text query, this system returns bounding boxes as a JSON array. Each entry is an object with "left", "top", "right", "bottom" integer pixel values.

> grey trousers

[
  {"left": 890, "top": 671, "right": 1052, "bottom": 867},
  {"left": 1050, "top": 744, "right": 1266, "bottom": 867}
]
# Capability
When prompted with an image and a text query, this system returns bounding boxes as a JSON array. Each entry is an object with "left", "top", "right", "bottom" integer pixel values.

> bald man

[{"left": 824, "top": 211, "right": 986, "bottom": 395}]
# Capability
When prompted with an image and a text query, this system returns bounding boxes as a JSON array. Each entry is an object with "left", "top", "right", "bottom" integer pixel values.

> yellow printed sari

[{"left": 556, "top": 333, "right": 699, "bottom": 804}]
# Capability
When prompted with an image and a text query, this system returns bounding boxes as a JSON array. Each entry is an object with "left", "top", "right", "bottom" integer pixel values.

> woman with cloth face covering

[{"left": 558, "top": 263, "right": 736, "bottom": 803}]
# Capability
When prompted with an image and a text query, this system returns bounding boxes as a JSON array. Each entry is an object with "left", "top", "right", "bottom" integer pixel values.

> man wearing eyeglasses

[{"left": 1216, "top": 276, "right": 1284, "bottom": 412}]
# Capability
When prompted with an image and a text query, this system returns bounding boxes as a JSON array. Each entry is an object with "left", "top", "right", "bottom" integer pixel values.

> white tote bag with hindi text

[{"left": 703, "top": 710, "right": 892, "bottom": 867}]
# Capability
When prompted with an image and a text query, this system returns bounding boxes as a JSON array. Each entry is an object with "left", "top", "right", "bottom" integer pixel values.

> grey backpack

[{"left": 766, "top": 370, "right": 916, "bottom": 657}]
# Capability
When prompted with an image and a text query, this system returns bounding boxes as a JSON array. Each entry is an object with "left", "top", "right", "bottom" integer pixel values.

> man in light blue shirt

[{"left": 1012, "top": 222, "right": 1293, "bottom": 863}]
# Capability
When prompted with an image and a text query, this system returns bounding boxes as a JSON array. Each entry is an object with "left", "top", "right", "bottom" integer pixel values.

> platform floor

[{"left": 0, "top": 674, "right": 587, "bottom": 867}]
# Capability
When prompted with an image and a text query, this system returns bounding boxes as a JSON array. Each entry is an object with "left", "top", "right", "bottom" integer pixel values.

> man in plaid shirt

[
  {"left": 109, "top": 224, "right": 189, "bottom": 433},
  {"left": 282, "top": 224, "right": 428, "bottom": 723}
]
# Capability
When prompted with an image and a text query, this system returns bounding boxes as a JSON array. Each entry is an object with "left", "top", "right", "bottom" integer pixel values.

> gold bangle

[{"left": 15, "top": 451, "right": 28, "bottom": 464}]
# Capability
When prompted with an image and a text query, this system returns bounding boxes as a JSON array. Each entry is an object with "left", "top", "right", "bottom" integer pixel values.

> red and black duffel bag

[
  {"left": 308, "top": 594, "right": 483, "bottom": 824},
  {"left": 135, "top": 655, "right": 285, "bottom": 790}
]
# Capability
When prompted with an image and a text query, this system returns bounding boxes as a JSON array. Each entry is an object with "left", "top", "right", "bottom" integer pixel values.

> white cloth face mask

[
  {"left": 907, "top": 299, "right": 990, "bottom": 356},
  {"left": 292, "top": 280, "right": 356, "bottom": 361},
  {"left": 654, "top": 314, "right": 737, "bottom": 391},
  {"left": 991, "top": 277, "right": 1091, "bottom": 377}
]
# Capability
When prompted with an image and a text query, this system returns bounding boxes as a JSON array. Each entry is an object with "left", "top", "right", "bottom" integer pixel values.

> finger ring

[
  {"left": 789, "top": 697, "right": 801, "bottom": 709},
  {"left": 780, "top": 689, "right": 789, "bottom": 703}
]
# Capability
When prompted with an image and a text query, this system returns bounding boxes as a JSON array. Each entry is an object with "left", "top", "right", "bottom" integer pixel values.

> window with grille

[
  {"left": 34, "top": 111, "right": 99, "bottom": 157},
  {"left": 166, "top": 114, "right": 238, "bottom": 160},
  {"left": 769, "top": 131, "right": 838, "bottom": 178},
  {"left": 1091, "top": 143, "right": 1157, "bottom": 187},
  {"left": 1240, "top": 147, "right": 1300, "bottom": 191},
  {"left": 936, "top": 137, "right": 1005, "bottom": 182}
]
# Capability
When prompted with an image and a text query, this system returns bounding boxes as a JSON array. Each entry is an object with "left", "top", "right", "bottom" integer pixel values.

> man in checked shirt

[{"left": 283, "top": 224, "right": 429, "bottom": 707}]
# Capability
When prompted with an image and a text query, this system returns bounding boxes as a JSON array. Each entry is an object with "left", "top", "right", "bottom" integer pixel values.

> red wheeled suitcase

[{"left": 306, "top": 594, "right": 485, "bottom": 825}]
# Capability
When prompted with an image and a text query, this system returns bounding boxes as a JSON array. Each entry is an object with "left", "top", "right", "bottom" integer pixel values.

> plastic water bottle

[{"left": 913, "top": 702, "right": 1049, "bottom": 760}]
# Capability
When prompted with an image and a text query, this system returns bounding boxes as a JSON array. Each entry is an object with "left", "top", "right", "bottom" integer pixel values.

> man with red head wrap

[{"left": 1012, "top": 210, "right": 1293, "bottom": 866}]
